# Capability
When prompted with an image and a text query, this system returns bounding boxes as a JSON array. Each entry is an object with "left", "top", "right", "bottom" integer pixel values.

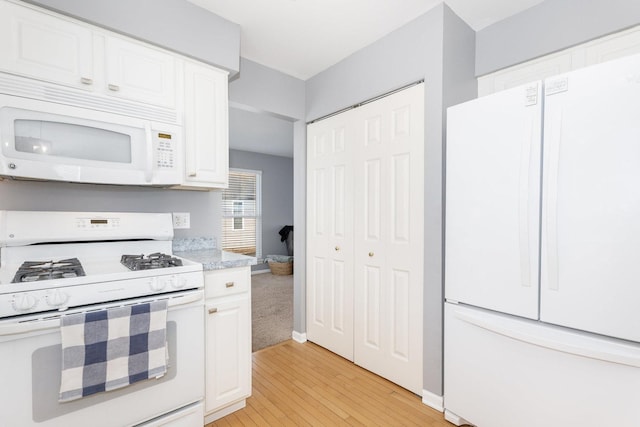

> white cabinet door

[
  {"left": 104, "top": 35, "right": 176, "bottom": 108},
  {"left": 182, "top": 61, "right": 229, "bottom": 188},
  {"left": 352, "top": 84, "right": 424, "bottom": 395},
  {"left": 541, "top": 55, "right": 640, "bottom": 342},
  {"left": 306, "top": 116, "right": 355, "bottom": 360},
  {"left": 205, "top": 293, "right": 251, "bottom": 413},
  {"left": 0, "top": 1, "right": 93, "bottom": 89},
  {"left": 445, "top": 82, "right": 542, "bottom": 320},
  {"left": 584, "top": 27, "right": 640, "bottom": 65}
]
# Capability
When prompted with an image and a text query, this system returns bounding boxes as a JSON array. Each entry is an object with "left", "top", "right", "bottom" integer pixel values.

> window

[
  {"left": 232, "top": 201, "right": 244, "bottom": 230},
  {"left": 222, "top": 169, "right": 262, "bottom": 258}
]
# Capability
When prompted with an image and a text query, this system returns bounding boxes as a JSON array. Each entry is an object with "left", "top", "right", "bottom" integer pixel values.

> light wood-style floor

[{"left": 206, "top": 340, "right": 453, "bottom": 426}]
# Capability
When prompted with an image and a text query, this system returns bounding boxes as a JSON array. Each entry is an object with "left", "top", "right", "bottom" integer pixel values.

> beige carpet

[{"left": 251, "top": 272, "right": 293, "bottom": 352}]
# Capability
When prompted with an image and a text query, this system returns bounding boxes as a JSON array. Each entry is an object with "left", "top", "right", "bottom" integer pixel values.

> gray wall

[
  {"left": 230, "top": 58, "right": 306, "bottom": 120},
  {"left": 228, "top": 59, "right": 305, "bottom": 331},
  {"left": 476, "top": 0, "right": 640, "bottom": 76},
  {"left": 292, "top": 120, "right": 307, "bottom": 340},
  {"left": 0, "top": 179, "right": 222, "bottom": 239},
  {"left": 229, "top": 150, "right": 294, "bottom": 271},
  {"left": 23, "top": 0, "right": 241, "bottom": 74},
  {"left": 304, "top": 4, "right": 477, "bottom": 396}
]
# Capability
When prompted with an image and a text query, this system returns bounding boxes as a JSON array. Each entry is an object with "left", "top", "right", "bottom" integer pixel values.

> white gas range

[
  {"left": 0, "top": 211, "right": 203, "bottom": 318},
  {"left": 0, "top": 211, "right": 205, "bottom": 427}
]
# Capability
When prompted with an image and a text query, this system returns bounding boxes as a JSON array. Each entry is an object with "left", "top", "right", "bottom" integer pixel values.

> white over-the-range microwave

[{"left": 0, "top": 77, "right": 183, "bottom": 186}]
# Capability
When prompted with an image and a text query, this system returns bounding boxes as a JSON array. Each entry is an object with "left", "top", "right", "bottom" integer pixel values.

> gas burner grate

[
  {"left": 121, "top": 252, "right": 183, "bottom": 271},
  {"left": 12, "top": 258, "right": 86, "bottom": 283}
]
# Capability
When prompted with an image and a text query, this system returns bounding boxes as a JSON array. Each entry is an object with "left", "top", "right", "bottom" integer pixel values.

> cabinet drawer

[{"left": 205, "top": 267, "right": 250, "bottom": 298}]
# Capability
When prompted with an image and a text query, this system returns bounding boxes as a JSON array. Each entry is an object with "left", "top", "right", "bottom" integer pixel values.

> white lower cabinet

[{"left": 203, "top": 267, "right": 251, "bottom": 423}]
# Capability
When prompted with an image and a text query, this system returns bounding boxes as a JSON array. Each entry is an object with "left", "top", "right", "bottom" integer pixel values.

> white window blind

[{"left": 222, "top": 169, "right": 262, "bottom": 258}]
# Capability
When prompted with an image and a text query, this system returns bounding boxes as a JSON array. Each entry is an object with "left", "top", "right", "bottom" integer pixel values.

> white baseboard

[
  {"left": 251, "top": 268, "right": 270, "bottom": 275},
  {"left": 204, "top": 400, "right": 246, "bottom": 424},
  {"left": 422, "top": 389, "right": 444, "bottom": 412},
  {"left": 444, "top": 409, "right": 472, "bottom": 426},
  {"left": 291, "top": 331, "right": 307, "bottom": 343}
]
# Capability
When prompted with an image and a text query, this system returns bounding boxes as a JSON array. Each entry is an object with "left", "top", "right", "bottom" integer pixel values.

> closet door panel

[
  {"left": 306, "top": 118, "right": 355, "bottom": 360},
  {"left": 364, "top": 159, "right": 382, "bottom": 241},
  {"left": 363, "top": 265, "right": 382, "bottom": 349},
  {"left": 354, "top": 84, "right": 424, "bottom": 394},
  {"left": 390, "top": 269, "right": 411, "bottom": 361}
]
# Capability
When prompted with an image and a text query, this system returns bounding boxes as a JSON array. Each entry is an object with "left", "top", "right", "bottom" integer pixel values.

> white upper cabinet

[
  {"left": 0, "top": 1, "right": 93, "bottom": 89},
  {"left": 104, "top": 35, "right": 176, "bottom": 108},
  {"left": 479, "top": 25, "right": 640, "bottom": 96},
  {"left": 181, "top": 60, "right": 229, "bottom": 189},
  {"left": 0, "top": 0, "right": 230, "bottom": 190},
  {"left": 0, "top": 1, "right": 176, "bottom": 109}
]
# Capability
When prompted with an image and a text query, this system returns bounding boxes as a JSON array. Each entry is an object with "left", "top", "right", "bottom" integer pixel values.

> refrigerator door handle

[
  {"left": 542, "top": 109, "right": 562, "bottom": 291},
  {"left": 454, "top": 306, "right": 640, "bottom": 368},
  {"left": 518, "top": 115, "right": 541, "bottom": 289}
]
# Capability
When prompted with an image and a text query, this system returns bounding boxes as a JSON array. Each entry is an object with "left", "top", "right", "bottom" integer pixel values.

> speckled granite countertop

[{"left": 173, "top": 238, "right": 257, "bottom": 271}]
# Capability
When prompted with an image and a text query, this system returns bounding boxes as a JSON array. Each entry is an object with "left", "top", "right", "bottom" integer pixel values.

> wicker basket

[{"left": 268, "top": 261, "right": 293, "bottom": 275}]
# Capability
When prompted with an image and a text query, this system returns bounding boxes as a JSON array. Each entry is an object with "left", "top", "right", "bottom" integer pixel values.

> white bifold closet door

[
  {"left": 306, "top": 114, "right": 355, "bottom": 360},
  {"left": 307, "top": 84, "right": 424, "bottom": 394}
]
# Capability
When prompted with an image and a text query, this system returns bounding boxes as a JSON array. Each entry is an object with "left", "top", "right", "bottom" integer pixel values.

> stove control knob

[
  {"left": 47, "top": 290, "right": 70, "bottom": 308},
  {"left": 170, "top": 276, "right": 185, "bottom": 289},
  {"left": 149, "top": 277, "right": 166, "bottom": 292},
  {"left": 13, "top": 293, "right": 38, "bottom": 312}
]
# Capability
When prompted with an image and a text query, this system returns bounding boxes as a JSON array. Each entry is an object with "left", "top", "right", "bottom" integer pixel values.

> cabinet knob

[
  {"left": 188, "top": 172, "right": 197, "bottom": 177},
  {"left": 80, "top": 77, "right": 93, "bottom": 85},
  {"left": 108, "top": 83, "right": 120, "bottom": 92},
  {"left": 208, "top": 307, "right": 218, "bottom": 314},
  {"left": 225, "top": 282, "right": 235, "bottom": 288},
  {"left": 335, "top": 246, "right": 340, "bottom": 251},
  {"left": 368, "top": 252, "right": 374, "bottom": 257}
]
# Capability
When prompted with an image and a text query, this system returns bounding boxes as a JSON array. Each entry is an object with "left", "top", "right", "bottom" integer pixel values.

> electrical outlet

[{"left": 172, "top": 212, "right": 190, "bottom": 229}]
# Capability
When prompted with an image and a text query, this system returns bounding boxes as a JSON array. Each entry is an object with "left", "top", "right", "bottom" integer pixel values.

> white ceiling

[
  {"left": 192, "top": 0, "right": 546, "bottom": 158},
  {"left": 188, "top": 0, "right": 545, "bottom": 80}
]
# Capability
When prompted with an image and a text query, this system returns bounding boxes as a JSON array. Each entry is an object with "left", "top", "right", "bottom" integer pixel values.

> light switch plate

[{"left": 172, "top": 212, "right": 190, "bottom": 229}]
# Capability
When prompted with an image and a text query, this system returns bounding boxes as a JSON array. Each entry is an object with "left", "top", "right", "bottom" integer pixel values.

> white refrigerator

[{"left": 444, "top": 54, "right": 640, "bottom": 427}]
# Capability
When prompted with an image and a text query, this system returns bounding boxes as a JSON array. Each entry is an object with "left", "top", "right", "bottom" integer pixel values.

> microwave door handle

[{"left": 144, "top": 124, "right": 153, "bottom": 183}]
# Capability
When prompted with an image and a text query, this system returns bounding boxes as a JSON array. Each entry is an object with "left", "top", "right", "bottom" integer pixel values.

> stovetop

[
  {"left": 121, "top": 253, "right": 183, "bottom": 271},
  {"left": 0, "top": 243, "right": 203, "bottom": 318},
  {"left": 12, "top": 258, "right": 86, "bottom": 283}
]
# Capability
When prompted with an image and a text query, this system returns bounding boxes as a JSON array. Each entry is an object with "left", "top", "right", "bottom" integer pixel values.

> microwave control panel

[{"left": 154, "top": 132, "right": 176, "bottom": 170}]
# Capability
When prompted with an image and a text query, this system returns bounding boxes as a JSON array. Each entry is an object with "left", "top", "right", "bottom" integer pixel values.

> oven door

[{"left": 0, "top": 290, "right": 204, "bottom": 427}]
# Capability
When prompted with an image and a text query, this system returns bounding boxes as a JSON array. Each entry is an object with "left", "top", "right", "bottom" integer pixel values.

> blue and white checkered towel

[{"left": 59, "top": 300, "right": 168, "bottom": 402}]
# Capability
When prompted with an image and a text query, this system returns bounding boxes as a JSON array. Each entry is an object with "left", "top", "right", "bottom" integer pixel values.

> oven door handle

[{"left": 0, "top": 291, "right": 203, "bottom": 336}]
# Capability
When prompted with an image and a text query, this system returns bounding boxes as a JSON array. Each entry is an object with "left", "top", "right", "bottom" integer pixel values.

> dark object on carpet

[{"left": 278, "top": 225, "right": 294, "bottom": 255}]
